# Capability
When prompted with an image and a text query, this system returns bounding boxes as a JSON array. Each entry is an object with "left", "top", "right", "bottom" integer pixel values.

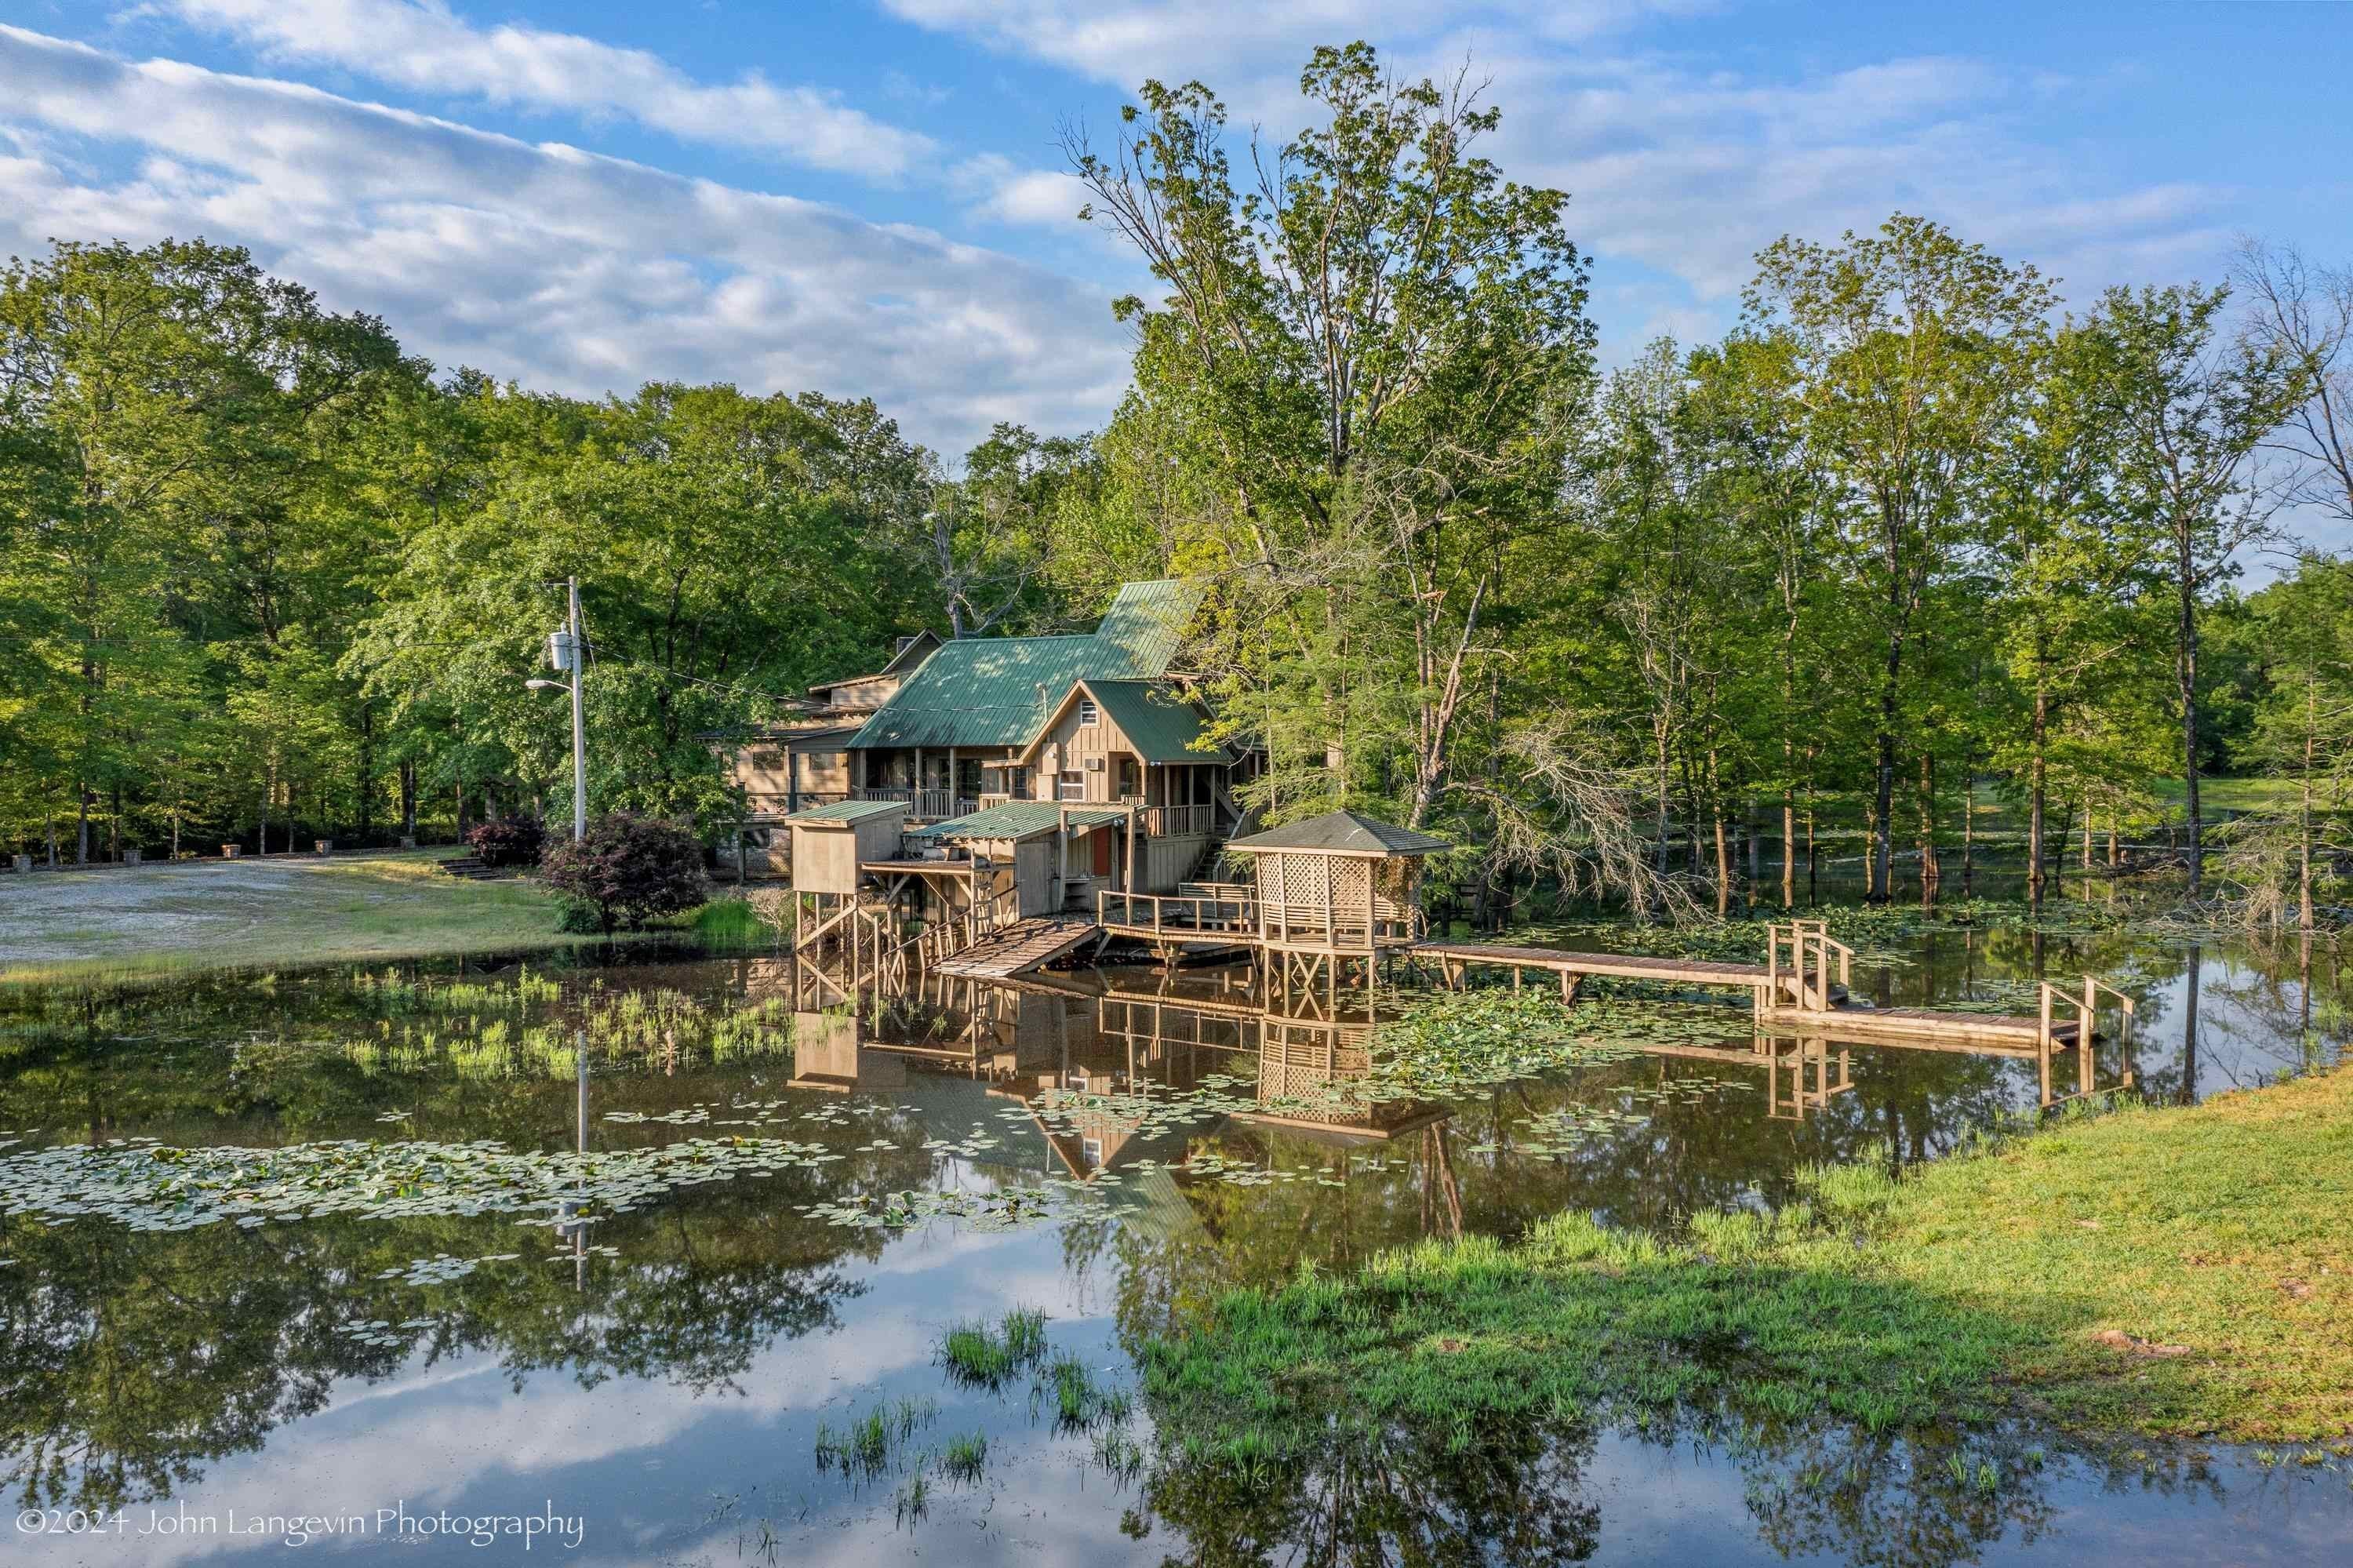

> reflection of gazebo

[{"left": 1224, "top": 810, "right": 1448, "bottom": 986}]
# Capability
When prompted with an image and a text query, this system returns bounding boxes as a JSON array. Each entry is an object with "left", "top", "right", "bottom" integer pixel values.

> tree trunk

[
  {"left": 76, "top": 782, "right": 90, "bottom": 865},
  {"left": 1780, "top": 783, "right": 1795, "bottom": 908},
  {"left": 1961, "top": 759, "right": 1976, "bottom": 898},
  {"left": 2175, "top": 515, "right": 2204, "bottom": 894},
  {"left": 2301, "top": 679, "right": 2317, "bottom": 933},
  {"left": 400, "top": 760, "right": 417, "bottom": 839},
  {"left": 1916, "top": 752, "right": 1939, "bottom": 907},
  {"left": 2028, "top": 682, "right": 2047, "bottom": 908}
]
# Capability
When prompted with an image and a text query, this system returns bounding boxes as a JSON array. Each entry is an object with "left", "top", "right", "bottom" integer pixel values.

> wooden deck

[{"left": 933, "top": 917, "right": 1100, "bottom": 979}]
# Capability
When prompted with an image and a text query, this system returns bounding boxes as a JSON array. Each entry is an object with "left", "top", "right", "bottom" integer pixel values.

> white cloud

[
  {"left": 884, "top": 2, "right": 2234, "bottom": 319},
  {"left": 881, "top": 0, "right": 1703, "bottom": 85},
  {"left": 0, "top": 26, "right": 1132, "bottom": 453},
  {"left": 161, "top": 0, "right": 937, "bottom": 180},
  {"left": 953, "top": 153, "right": 1093, "bottom": 229}
]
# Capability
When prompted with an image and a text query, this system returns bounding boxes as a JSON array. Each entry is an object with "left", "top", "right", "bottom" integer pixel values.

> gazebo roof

[{"left": 1223, "top": 809, "right": 1451, "bottom": 858}]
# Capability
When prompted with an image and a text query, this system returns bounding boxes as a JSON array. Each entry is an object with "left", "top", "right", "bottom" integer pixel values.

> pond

[{"left": 1, "top": 911, "right": 2347, "bottom": 1566}]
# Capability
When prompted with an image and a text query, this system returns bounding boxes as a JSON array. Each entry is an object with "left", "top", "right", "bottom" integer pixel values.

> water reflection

[{"left": 0, "top": 924, "right": 2347, "bottom": 1564}]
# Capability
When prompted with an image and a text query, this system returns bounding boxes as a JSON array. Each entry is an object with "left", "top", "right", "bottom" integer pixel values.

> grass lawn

[
  {"left": 0, "top": 851, "right": 598, "bottom": 981},
  {"left": 1142, "top": 1066, "right": 2353, "bottom": 1458}
]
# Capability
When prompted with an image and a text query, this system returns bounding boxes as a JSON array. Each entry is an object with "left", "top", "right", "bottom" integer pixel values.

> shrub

[
  {"left": 467, "top": 818, "right": 547, "bottom": 868},
  {"left": 540, "top": 813, "right": 707, "bottom": 933}
]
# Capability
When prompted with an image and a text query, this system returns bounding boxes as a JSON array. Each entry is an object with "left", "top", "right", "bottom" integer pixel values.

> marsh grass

[
  {"left": 814, "top": 1396, "right": 937, "bottom": 1479},
  {"left": 937, "top": 1432, "right": 987, "bottom": 1485},
  {"left": 939, "top": 1307, "right": 1049, "bottom": 1389},
  {"left": 1141, "top": 1068, "right": 2353, "bottom": 1462},
  {"left": 1033, "top": 1352, "right": 1132, "bottom": 1432}
]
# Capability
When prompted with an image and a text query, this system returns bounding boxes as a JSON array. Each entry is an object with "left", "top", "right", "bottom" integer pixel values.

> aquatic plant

[
  {"left": 937, "top": 1432, "right": 987, "bottom": 1484},
  {"left": 939, "top": 1307, "right": 1050, "bottom": 1388},
  {"left": 815, "top": 1395, "right": 937, "bottom": 1479}
]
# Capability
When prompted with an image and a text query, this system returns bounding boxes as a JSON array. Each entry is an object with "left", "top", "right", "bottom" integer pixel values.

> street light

[{"left": 525, "top": 577, "right": 588, "bottom": 842}]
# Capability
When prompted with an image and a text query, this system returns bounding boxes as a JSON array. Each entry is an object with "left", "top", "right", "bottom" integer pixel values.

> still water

[{"left": 1, "top": 913, "right": 2347, "bottom": 1566}]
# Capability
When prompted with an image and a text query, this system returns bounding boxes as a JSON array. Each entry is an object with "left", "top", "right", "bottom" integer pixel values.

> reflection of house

[{"left": 727, "top": 583, "right": 1251, "bottom": 891}]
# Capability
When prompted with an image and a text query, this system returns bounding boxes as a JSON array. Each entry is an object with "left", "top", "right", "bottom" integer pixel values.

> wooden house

[{"left": 731, "top": 580, "right": 1249, "bottom": 893}]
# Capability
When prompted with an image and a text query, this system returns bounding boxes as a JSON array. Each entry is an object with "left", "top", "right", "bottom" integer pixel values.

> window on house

[
  {"left": 1082, "top": 1137, "right": 1104, "bottom": 1170},
  {"left": 1058, "top": 770, "right": 1085, "bottom": 801},
  {"left": 1078, "top": 697, "right": 1100, "bottom": 727},
  {"left": 1116, "top": 759, "right": 1139, "bottom": 800}
]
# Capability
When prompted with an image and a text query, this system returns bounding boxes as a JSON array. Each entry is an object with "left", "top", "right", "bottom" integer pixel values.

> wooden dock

[
  {"left": 933, "top": 917, "right": 1100, "bottom": 979},
  {"left": 1410, "top": 939, "right": 1822, "bottom": 1002}
]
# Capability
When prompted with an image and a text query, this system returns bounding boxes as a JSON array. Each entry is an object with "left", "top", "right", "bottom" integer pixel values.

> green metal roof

[
  {"left": 1090, "top": 579, "right": 1202, "bottom": 672},
  {"left": 1081, "top": 679, "right": 1229, "bottom": 764},
  {"left": 847, "top": 581, "right": 1202, "bottom": 751},
  {"left": 781, "top": 799, "right": 908, "bottom": 824},
  {"left": 908, "top": 802, "right": 1129, "bottom": 841},
  {"left": 1224, "top": 809, "right": 1451, "bottom": 857}
]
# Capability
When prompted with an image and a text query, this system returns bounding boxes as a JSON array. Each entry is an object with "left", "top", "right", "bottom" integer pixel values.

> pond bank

[
  {"left": 0, "top": 853, "right": 587, "bottom": 980},
  {"left": 1140, "top": 1060, "right": 2353, "bottom": 1461}
]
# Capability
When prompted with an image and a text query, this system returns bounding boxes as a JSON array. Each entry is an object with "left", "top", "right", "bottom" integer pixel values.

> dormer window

[{"left": 1078, "top": 697, "right": 1100, "bottom": 727}]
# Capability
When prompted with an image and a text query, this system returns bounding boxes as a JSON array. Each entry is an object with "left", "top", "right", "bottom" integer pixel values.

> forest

[{"left": 3, "top": 44, "right": 2350, "bottom": 924}]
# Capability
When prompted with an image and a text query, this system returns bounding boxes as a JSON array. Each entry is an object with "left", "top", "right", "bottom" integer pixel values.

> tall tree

[
  {"left": 1747, "top": 216, "right": 2054, "bottom": 901},
  {"left": 2089, "top": 282, "right": 2308, "bottom": 893},
  {"left": 1068, "top": 42, "right": 1596, "bottom": 839}
]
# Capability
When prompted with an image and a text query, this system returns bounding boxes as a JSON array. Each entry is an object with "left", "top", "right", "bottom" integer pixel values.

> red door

[{"left": 1091, "top": 826, "right": 1114, "bottom": 878}]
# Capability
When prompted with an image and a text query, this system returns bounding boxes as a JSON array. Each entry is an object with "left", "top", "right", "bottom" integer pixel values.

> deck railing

[
  {"left": 1135, "top": 803, "right": 1217, "bottom": 838},
  {"left": 852, "top": 786, "right": 977, "bottom": 820},
  {"left": 1098, "top": 889, "right": 1260, "bottom": 938}
]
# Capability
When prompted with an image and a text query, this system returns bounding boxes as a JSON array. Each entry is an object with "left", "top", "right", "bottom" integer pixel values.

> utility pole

[
  {"left": 567, "top": 577, "right": 586, "bottom": 842},
  {"left": 527, "top": 576, "right": 588, "bottom": 841}
]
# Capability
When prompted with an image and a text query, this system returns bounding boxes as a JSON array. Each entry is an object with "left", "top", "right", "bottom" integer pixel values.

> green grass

[
  {"left": 0, "top": 852, "right": 601, "bottom": 981},
  {"left": 1035, "top": 1351, "right": 1129, "bottom": 1431},
  {"left": 938, "top": 1307, "right": 1049, "bottom": 1388},
  {"left": 815, "top": 1396, "right": 937, "bottom": 1479},
  {"left": 937, "top": 1432, "right": 988, "bottom": 1485},
  {"left": 0, "top": 852, "right": 770, "bottom": 982},
  {"left": 2151, "top": 776, "right": 2304, "bottom": 815},
  {"left": 1140, "top": 1068, "right": 2353, "bottom": 1463}
]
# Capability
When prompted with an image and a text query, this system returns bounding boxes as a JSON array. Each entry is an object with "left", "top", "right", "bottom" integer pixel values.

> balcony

[{"left": 851, "top": 785, "right": 978, "bottom": 822}]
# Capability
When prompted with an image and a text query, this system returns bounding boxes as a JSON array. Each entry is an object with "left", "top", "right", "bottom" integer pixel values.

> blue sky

[{"left": 4, "top": 1, "right": 2348, "bottom": 463}]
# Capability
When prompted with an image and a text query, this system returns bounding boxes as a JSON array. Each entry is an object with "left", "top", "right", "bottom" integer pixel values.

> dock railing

[
  {"left": 1766, "top": 920, "right": 1852, "bottom": 1013},
  {"left": 2036, "top": 975, "right": 2137, "bottom": 1101},
  {"left": 1098, "top": 888, "right": 1259, "bottom": 939}
]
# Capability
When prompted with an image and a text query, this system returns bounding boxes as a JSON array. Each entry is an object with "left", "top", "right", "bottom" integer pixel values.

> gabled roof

[
  {"left": 907, "top": 802, "right": 1129, "bottom": 842},
  {"left": 1224, "top": 809, "right": 1452, "bottom": 858},
  {"left": 847, "top": 581, "right": 1203, "bottom": 751},
  {"left": 782, "top": 799, "right": 907, "bottom": 824},
  {"left": 1016, "top": 678, "right": 1228, "bottom": 766}
]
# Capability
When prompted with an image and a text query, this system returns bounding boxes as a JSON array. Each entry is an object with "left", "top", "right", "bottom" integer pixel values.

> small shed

[
  {"left": 1223, "top": 809, "right": 1449, "bottom": 952},
  {"left": 784, "top": 799, "right": 908, "bottom": 896}
]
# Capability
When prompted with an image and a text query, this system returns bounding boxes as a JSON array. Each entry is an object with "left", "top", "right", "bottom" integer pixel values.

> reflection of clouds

[{"left": 20, "top": 1225, "right": 1104, "bottom": 1567}]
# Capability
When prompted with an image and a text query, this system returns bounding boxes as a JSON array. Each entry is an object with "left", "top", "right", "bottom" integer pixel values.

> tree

[
  {"left": 1747, "top": 216, "right": 2054, "bottom": 901},
  {"left": 2234, "top": 238, "right": 2353, "bottom": 526},
  {"left": 2089, "top": 282, "right": 2309, "bottom": 893},
  {"left": 1068, "top": 42, "right": 1598, "bottom": 851}
]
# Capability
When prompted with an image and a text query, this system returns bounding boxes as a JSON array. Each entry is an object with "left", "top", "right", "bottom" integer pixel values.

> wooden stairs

[
  {"left": 933, "top": 917, "right": 1100, "bottom": 980},
  {"left": 435, "top": 856, "right": 507, "bottom": 880}
]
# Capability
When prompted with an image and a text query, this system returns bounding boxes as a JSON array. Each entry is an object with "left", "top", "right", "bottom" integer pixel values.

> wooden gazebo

[{"left": 1223, "top": 809, "right": 1448, "bottom": 984}]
